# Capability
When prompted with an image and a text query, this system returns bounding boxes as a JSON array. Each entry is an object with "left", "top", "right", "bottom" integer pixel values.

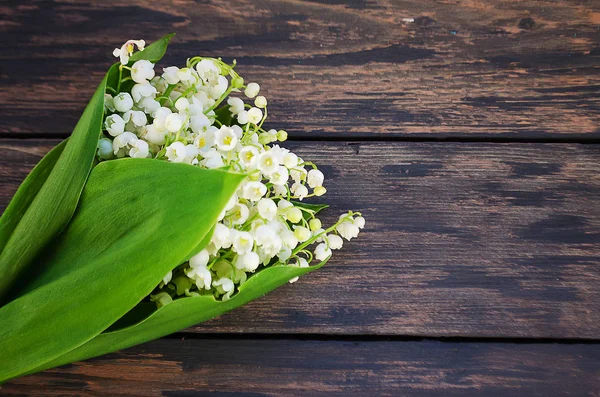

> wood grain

[
  {"left": 2, "top": 139, "right": 599, "bottom": 339},
  {"left": 2, "top": 338, "right": 599, "bottom": 396},
  {"left": 1, "top": 0, "right": 599, "bottom": 138}
]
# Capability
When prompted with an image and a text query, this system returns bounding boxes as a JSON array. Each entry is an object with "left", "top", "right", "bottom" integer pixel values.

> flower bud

[
  {"left": 258, "top": 134, "right": 272, "bottom": 145},
  {"left": 294, "top": 226, "right": 311, "bottom": 242},
  {"left": 232, "top": 75, "right": 244, "bottom": 89},
  {"left": 244, "top": 82, "right": 260, "bottom": 98},
  {"left": 151, "top": 292, "right": 173, "bottom": 309},
  {"left": 97, "top": 138, "right": 114, "bottom": 159},
  {"left": 286, "top": 207, "right": 303, "bottom": 224},
  {"left": 277, "top": 130, "right": 288, "bottom": 141},
  {"left": 314, "top": 186, "right": 327, "bottom": 196},
  {"left": 254, "top": 95, "right": 267, "bottom": 108},
  {"left": 172, "top": 276, "right": 193, "bottom": 295},
  {"left": 309, "top": 218, "right": 322, "bottom": 231}
]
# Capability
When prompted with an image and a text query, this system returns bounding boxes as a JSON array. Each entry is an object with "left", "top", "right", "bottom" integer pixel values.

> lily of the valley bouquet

[{"left": 0, "top": 34, "right": 363, "bottom": 381}]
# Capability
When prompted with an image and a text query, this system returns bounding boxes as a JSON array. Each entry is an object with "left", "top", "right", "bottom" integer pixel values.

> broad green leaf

[
  {"left": 0, "top": 34, "right": 175, "bottom": 302},
  {"left": 85, "top": 201, "right": 328, "bottom": 335},
  {"left": 129, "top": 33, "right": 175, "bottom": 64},
  {"left": 0, "top": 140, "right": 67, "bottom": 256},
  {"left": 292, "top": 201, "right": 329, "bottom": 221},
  {"left": 292, "top": 201, "right": 328, "bottom": 212},
  {"left": 0, "top": 75, "right": 106, "bottom": 301},
  {"left": 0, "top": 159, "right": 244, "bottom": 382},
  {"left": 27, "top": 258, "right": 329, "bottom": 375}
]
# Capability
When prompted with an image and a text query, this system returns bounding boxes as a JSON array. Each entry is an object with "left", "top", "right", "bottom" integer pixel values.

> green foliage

[
  {"left": 0, "top": 33, "right": 332, "bottom": 383},
  {"left": 0, "top": 160, "right": 244, "bottom": 382},
  {"left": 0, "top": 75, "right": 106, "bottom": 301},
  {"left": 27, "top": 257, "right": 329, "bottom": 376},
  {"left": 0, "top": 33, "right": 176, "bottom": 302}
]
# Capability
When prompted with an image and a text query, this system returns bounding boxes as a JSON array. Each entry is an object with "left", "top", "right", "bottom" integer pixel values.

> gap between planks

[
  {"left": 2, "top": 132, "right": 600, "bottom": 145},
  {"left": 166, "top": 332, "right": 600, "bottom": 344}
]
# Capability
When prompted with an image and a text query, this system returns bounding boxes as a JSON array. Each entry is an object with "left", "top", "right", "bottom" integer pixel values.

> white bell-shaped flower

[
  {"left": 164, "top": 113, "right": 185, "bottom": 133},
  {"left": 227, "top": 97, "right": 245, "bottom": 115},
  {"left": 291, "top": 182, "right": 309, "bottom": 200},
  {"left": 202, "top": 149, "right": 225, "bottom": 169},
  {"left": 162, "top": 66, "right": 180, "bottom": 85},
  {"left": 211, "top": 223, "right": 232, "bottom": 249},
  {"left": 123, "top": 110, "right": 147, "bottom": 127},
  {"left": 354, "top": 216, "right": 366, "bottom": 229},
  {"left": 104, "top": 114, "right": 125, "bottom": 137},
  {"left": 258, "top": 151, "right": 279, "bottom": 175},
  {"left": 293, "top": 226, "right": 311, "bottom": 243},
  {"left": 247, "top": 107, "right": 263, "bottom": 125},
  {"left": 215, "top": 126, "right": 238, "bottom": 152},
  {"left": 232, "top": 231, "right": 254, "bottom": 254},
  {"left": 131, "top": 82, "right": 157, "bottom": 102},
  {"left": 228, "top": 202, "right": 250, "bottom": 226},
  {"left": 269, "top": 166, "right": 289, "bottom": 186},
  {"left": 238, "top": 146, "right": 260, "bottom": 169},
  {"left": 112, "top": 39, "right": 145, "bottom": 64},
  {"left": 213, "top": 277, "right": 235, "bottom": 300},
  {"left": 307, "top": 169, "right": 324, "bottom": 188},
  {"left": 165, "top": 141, "right": 187, "bottom": 163},
  {"left": 236, "top": 252, "right": 260, "bottom": 272},
  {"left": 112, "top": 131, "right": 137, "bottom": 155},
  {"left": 128, "top": 139, "right": 149, "bottom": 158},
  {"left": 138, "top": 97, "right": 160, "bottom": 115},
  {"left": 144, "top": 124, "right": 168, "bottom": 145},
  {"left": 314, "top": 243, "right": 332, "bottom": 261},
  {"left": 153, "top": 107, "right": 173, "bottom": 131},
  {"left": 196, "top": 59, "right": 220, "bottom": 85},
  {"left": 257, "top": 198, "right": 277, "bottom": 221},
  {"left": 327, "top": 234, "right": 344, "bottom": 250},
  {"left": 190, "top": 250, "right": 210, "bottom": 268},
  {"left": 242, "top": 181, "right": 267, "bottom": 202},
  {"left": 336, "top": 220, "right": 360, "bottom": 241},
  {"left": 113, "top": 92, "right": 133, "bottom": 112},
  {"left": 131, "top": 60, "right": 155, "bottom": 83}
]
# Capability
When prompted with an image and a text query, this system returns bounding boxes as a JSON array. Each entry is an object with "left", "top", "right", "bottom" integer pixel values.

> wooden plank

[
  {"left": 1, "top": 139, "right": 600, "bottom": 338},
  {"left": 1, "top": 0, "right": 599, "bottom": 138},
  {"left": 2, "top": 338, "right": 599, "bottom": 396}
]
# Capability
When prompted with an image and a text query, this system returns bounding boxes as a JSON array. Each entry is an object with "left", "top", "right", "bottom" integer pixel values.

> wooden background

[{"left": 1, "top": 0, "right": 599, "bottom": 395}]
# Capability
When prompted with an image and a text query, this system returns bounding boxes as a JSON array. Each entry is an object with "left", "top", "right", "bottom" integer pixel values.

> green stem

[
  {"left": 160, "top": 85, "right": 176, "bottom": 107},
  {"left": 292, "top": 213, "right": 355, "bottom": 256},
  {"left": 117, "top": 65, "right": 123, "bottom": 92}
]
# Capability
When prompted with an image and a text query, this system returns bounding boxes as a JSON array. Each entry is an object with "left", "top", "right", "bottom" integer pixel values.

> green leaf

[
  {"left": 0, "top": 159, "right": 244, "bottom": 382},
  {"left": 129, "top": 33, "right": 175, "bottom": 64},
  {"left": 0, "top": 140, "right": 67, "bottom": 256},
  {"left": 26, "top": 258, "right": 329, "bottom": 376},
  {"left": 291, "top": 201, "right": 329, "bottom": 213},
  {"left": 0, "top": 34, "right": 176, "bottom": 302},
  {"left": 0, "top": 75, "right": 107, "bottom": 301},
  {"left": 291, "top": 201, "right": 329, "bottom": 221}
]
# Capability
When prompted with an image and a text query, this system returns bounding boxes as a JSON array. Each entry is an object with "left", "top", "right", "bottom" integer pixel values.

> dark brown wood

[
  {"left": 1, "top": 0, "right": 599, "bottom": 138},
  {"left": 2, "top": 139, "right": 599, "bottom": 339},
  {"left": 2, "top": 338, "right": 598, "bottom": 396}
]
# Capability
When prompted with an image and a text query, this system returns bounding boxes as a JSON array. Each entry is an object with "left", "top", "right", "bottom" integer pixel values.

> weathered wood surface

[
  {"left": 2, "top": 139, "right": 599, "bottom": 339},
  {"left": 1, "top": 0, "right": 599, "bottom": 138},
  {"left": 2, "top": 338, "right": 598, "bottom": 396}
]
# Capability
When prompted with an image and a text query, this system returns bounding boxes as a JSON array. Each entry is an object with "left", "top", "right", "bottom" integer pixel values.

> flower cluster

[{"left": 101, "top": 40, "right": 364, "bottom": 305}]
